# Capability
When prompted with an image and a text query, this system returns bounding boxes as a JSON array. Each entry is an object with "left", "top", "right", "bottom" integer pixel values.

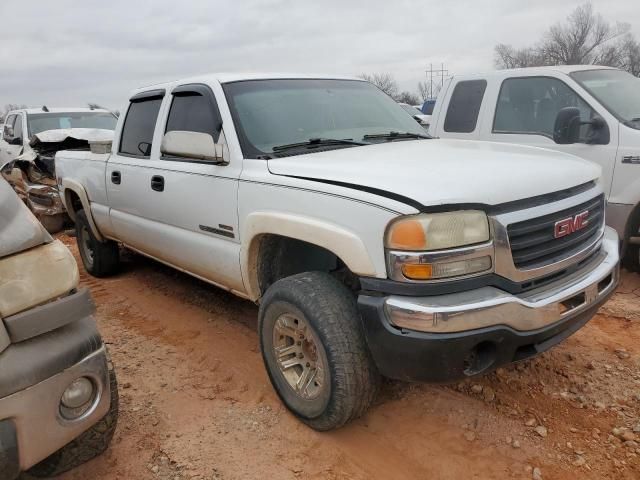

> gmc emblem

[{"left": 554, "top": 211, "right": 589, "bottom": 238}]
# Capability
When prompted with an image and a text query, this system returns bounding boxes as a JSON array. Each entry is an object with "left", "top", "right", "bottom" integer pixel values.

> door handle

[
  {"left": 111, "top": 171, "right": 121, "bottom": 184},
  {"left": 151, "top": 175, "right": 164, "bottom": 192}
]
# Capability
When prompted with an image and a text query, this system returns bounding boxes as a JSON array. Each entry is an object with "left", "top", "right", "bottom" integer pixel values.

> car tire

[
  {"left": 26, "top": 355, "right": 119, "bottom": 478},
  {"left": 75, "top": 209, "right": 119, "bottom": 277},
  {"left": 259, "top": 271, "right": 379, "bottom": 431}
]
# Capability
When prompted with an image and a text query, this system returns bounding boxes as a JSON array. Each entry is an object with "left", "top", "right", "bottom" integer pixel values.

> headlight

[
  {"left": 385, "top": 211, "right": 492, "bottom": 281},
  {"left": 385, "top": 211, "right": 490, "bottom": 251}
]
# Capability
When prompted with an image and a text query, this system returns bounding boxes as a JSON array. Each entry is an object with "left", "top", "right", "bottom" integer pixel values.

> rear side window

[
  {"left": 119, "top": 97, "right": 163, "bottom": 157},
  {"left": 443, "top": 80, "right": 487, "bottom": 133},
  {"left": 165, "top": 90, "right": 222, "bottom": 142}
]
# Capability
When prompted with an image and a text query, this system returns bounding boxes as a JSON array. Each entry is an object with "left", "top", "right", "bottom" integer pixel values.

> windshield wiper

[
  {"left": 272, "top": 137, "right": 368, "bottom": 153},
  {"left": 363, "top": 131, "right": 431, "bottom": 141}
]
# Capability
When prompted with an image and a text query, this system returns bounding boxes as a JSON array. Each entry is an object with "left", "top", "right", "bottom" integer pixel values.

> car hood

[
  {"left": 267, "top": 139, "right": 601, "bottom": 208},
  {"left": 0, "top": 178, "right": 51, "bottom": 259},
  {"left": 29, "top": 128, "right": 114, "bottom": 146}
]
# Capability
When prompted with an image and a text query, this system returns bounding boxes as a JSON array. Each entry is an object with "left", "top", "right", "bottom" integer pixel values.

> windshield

[
  {"left": 223, "top": 79, "right": 427, "bottom": 157},
  {"left": 27, "top": 112, "right": 117, "bottom": 136},
  {"left": 571, "top": 69, "right": 640, "bottom": 130}
]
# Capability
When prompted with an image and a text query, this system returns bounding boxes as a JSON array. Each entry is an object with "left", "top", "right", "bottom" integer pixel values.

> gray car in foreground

[{"left": 0, "top": 178, "right": 118, "bottom": 479}]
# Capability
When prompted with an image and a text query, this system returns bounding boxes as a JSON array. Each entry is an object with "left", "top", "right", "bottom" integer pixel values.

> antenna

[{"left": 42, "top": 105, "right": 49, "bottom": 112}]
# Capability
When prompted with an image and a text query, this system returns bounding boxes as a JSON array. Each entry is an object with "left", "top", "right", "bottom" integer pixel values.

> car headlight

[
  {"left": 386, "top": 211, "right": 490, "bottom": 251},
  {"left": 385, "top": 211, "right": 492, "bottom": 281}
]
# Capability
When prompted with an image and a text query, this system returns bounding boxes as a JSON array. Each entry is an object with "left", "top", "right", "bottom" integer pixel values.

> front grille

[{"left": 507, "top": 194, "right": 604, "bottom": 269}]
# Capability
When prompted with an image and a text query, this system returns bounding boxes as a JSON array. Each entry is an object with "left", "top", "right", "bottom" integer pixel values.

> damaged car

[
  {"left": 0, "top": 177, "right": 118, "bottom": 479},
  {"left": 0, "top": 107, "right": 116, "bottom": 233}
]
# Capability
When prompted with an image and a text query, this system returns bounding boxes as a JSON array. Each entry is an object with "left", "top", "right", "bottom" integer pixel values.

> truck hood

[
  {"left": 267, "top": 139, "right": 601, "bottom": 208},
  {"left": 0, "top": 178, "right": 51, "bottom": 259}
]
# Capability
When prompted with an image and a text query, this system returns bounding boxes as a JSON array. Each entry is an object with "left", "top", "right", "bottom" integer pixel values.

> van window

[
  {"left": 443, "top": 80, "right": 487, "bottom": 133},
  {"left": 165, "top": 92, "right": 221, "bottom": 142},
  {"left": 119, "top": 98, "right": 163, "bottom": 157},
  {"left": 12, "top": 115, "right": 23, "bottom": 141},
  {"left": 493, "top": 77, "right": 596, "bottom": 140},
  {"left": 3, "top": 115, "right": 16, "bottom": 138}
]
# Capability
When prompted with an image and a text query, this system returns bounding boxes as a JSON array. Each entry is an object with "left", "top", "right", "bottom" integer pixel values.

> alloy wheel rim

[{"left": 272, "top": 313, "right": 326, "bottom": 400}]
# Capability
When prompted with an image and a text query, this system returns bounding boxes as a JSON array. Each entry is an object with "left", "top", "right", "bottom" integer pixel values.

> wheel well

[
  {"left": 256, "top": 235, "right": 360, "bottom": 297},
  {"left": 64, "top": 189, "right": 83, "bottom": 220}
]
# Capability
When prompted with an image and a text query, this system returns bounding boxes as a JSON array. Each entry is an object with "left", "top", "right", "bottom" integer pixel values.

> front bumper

[
  {"left": 0, "top": 290, "right": 110, "bottom": 476},
  {"left": 358, "top": 227, "right": 620, "bottom": 383}
]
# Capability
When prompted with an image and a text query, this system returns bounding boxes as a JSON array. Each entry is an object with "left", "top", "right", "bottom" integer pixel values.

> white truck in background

[
  {"left": 56, "top": 73, "right": 619, "bottom": 430},
  {"left": 428, "top": 66, "right": 640, "bottom": 270}
]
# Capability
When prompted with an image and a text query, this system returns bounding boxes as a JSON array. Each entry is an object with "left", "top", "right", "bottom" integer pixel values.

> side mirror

[
  {"left": 160, "top": 131, "right": 224, "bottom": 163},
  {"left": 553, "top": 107, "right": 582, "bottom": 144},
  {"left": 8, "top": 136, "right": 22, "bottom": 146}
]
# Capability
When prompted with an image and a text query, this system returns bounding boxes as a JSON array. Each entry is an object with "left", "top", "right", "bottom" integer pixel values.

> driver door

[
  {"left": 0, "top": 114, "right": 24, "bottom": 166},
  {"left": 487, "top": 76, "right": 618, "bottom": 196}
]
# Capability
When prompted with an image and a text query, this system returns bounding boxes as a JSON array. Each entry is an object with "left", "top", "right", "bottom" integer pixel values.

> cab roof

[
  {"left": 132, "top": 73, "right": 364, "bottom": 95},
  {"left": 7, "top": 107, "right": 112, "bottom": 116},
  {"left": 451, "top": 65, "right": 619, "bottom": 81}
]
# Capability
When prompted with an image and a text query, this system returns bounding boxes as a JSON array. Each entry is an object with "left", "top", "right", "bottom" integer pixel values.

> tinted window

[
  {"left": 119, "top": 98, "right": 163, "bottom": 157},
  {"left": 493, "top": 77, "right": 596, "bottom": 140},
  {"left": 165, "top": 92, "right": 221, "bottom": 142},
  {"left": 443, "top": 80, "right": 487, "bottom": 133}
]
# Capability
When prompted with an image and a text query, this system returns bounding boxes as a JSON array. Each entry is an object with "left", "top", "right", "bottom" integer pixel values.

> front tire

[
  {"left": 27, "top": 356, "right": 119, "bottom": 477},
  {"left": 75, "top": 209, "right": 120, "bottom": 277},
  {"left": 259, "top": 272, "right": 379, "bottom": 431},
  {"left": 622, "top": 212, "right": 640, "bottom": 272}
]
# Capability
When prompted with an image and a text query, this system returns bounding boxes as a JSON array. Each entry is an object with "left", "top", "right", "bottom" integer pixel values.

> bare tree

[
  {"left": 417, "top": 81, "right": 429, "bottom": 101},
  {"left": 542, "top": 3, "right": 628, "bottom": 65},
  {"left": 359, "top": 73, "right": 399, "bottom": 98},
  {"left": 396, "top": 91, "right": 420, "bottom": 105},
  {"left": 494, "top": 2, "right": 638, "bottom": 76}
]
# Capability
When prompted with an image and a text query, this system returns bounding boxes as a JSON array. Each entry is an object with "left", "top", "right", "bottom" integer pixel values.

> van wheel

[
  {"left": 76, "top": 209, "right": 119, "bottom": 277},
  {"left": 259, "top": 272, "right": 379, "bottom": 431},
  {"left": 26, "top": 356, "right": 119, "bottom": 478}
]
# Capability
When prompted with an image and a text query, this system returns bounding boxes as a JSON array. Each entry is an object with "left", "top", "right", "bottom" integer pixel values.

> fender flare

[
  {"left": 241, "top": 211, "right": 377, "bottom": 301},
  {"left": 60, "top": 179, "right": 104, "bottom": 242}
]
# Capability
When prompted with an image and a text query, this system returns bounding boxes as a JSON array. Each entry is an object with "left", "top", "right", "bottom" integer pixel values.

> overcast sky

[{"left": 0, "top": 0, "right": 638, "bottom": 111}]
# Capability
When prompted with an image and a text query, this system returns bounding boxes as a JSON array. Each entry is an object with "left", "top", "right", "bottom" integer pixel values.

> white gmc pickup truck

[
  {"left": 56, "top": 73, "right": 620, "bottom": 430},
  {"left": 428, "top": 66, "right": 640, "bottom": 270}
]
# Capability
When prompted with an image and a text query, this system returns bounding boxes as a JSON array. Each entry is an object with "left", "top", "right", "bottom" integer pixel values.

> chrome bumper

[
  {"left": 0, "top": 347, "right": 110, "bottom": 471},
  {"left": 385, "top": 227, "right": 620, "bottom": 334}
]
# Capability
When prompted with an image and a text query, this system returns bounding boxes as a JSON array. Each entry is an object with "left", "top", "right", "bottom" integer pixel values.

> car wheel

[
  {"left": 75, "top": 209, "right": 119, "bottom": 277},
  {"left": 622, "top": 214, "right": 640, "bottom": 272},
  {"left": 259, "top": 271, "right": 379, "bottom": 431},
  {"left": 26, "top": 354, "right": 119, "bottom": 478}
]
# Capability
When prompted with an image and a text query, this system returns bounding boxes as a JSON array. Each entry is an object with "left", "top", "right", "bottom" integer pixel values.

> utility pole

[{"left": 425, "top": 63, "right": 449, "bottom": 99}]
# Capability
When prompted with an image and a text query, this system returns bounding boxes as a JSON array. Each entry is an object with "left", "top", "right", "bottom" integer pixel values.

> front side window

[
  {"left": 223, "top": 79, "right": 426, "bottom": 158},
  {"left": 28, "top": 112, "right": 117, "bottom": 136},
  {"left": 443, "top": 80, "right": 487, "bottom": 133},
  {"left": 3, "top": 115, "right": 16, "bottom": 138},
  {"left": 165, "top": 91, "right": 221, "bottom": 142},
  {"left": 493, "top": 77, "right": 596, "bottom": 140},
  {"left": 571, "top": 69, "right": 640, "bottom": 130},
  {"left": 119, "top": 98, "right": 163, "bottom": 157}
]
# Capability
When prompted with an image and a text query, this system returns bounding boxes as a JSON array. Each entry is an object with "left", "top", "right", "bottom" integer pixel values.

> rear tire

[
  {"left": 259, "top": 272, "right": 379, "bottom": 431},
  {"left": 75, "top": 209, "right": 119, "bottom": 277},
  {"left": 26, "top": 356, "right": 119, "bottom": 478}
]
